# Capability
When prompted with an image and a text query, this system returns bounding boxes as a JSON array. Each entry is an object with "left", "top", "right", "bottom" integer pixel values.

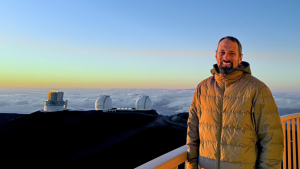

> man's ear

[
  {"left": 215, "top": 50, "right": 218, "bottom": 59},
  {"left": 239, "top": 54, "right": 243, "bottom": 64}
]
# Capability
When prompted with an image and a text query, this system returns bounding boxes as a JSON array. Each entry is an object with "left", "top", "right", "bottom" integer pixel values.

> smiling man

[{"left": 186, "top": 36, "right": 284, "bottom": 169}]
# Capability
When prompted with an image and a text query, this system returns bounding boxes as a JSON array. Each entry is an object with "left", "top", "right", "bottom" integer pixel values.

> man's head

[{"left": 215, "top": 36, "right": 243, "bottom": 74}]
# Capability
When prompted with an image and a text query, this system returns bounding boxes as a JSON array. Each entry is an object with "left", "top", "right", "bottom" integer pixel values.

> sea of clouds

[{"left": 0, "top": 88, "right": 300, "bottom": 116}]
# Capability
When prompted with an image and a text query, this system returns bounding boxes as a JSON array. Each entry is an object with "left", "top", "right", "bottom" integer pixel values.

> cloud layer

[{"left": 0, "top": 88, "right": 300, "bottom": 116}]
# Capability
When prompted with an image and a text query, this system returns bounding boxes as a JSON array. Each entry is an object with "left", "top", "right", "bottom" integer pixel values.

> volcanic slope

[{"left": 0, "top": 110, "right": 188, "bottom": 169}]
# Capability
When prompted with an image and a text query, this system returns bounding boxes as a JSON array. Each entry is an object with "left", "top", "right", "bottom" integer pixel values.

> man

[{"left": 186, "top": 36, "right": 284, "bottom": 169}]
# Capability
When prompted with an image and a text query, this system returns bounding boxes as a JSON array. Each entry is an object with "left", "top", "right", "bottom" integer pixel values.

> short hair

[{"left": 217, "top": 36, "right": 242, "bottom": 57}]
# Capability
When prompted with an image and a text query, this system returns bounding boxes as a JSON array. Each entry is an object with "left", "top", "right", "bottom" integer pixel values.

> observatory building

[
  {"left": 95, "top": 95, "right": 113, "bottom": 111},
  {"left": 44, "top": 90, "right": 68, "bottom": 112},
  {"left": 135, "top": 95, "right": 152, "bottom": 110},
  {"left": 95, "top": 95, "right": 152, "bottom": 112}
]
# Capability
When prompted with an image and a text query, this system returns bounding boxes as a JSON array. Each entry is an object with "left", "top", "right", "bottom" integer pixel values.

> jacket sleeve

[
  {"left": 254, "top": 85, "right": 284, "bottom": 169},
  {"left": 186, "top": 88, "right": 200, "bottom": 169}
]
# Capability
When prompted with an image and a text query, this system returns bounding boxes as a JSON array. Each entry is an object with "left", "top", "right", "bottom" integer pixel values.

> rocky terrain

[{"left": 0, "top": 110, "right": 188, "bottom": 168}]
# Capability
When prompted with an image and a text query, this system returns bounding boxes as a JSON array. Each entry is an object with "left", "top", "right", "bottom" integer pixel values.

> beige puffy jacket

[{"left": 186, "top": 61, "right": 283, "bottom": 169}]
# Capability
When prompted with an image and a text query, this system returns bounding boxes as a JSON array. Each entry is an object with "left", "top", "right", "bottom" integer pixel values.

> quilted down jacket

[{"left": 186, "top": 61, "right": 283, "bottom": 169}]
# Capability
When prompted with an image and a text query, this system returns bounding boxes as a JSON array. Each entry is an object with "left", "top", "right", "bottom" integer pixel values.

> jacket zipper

[{"left": 218, "top": 74, "right": 225, "bottom": 169}]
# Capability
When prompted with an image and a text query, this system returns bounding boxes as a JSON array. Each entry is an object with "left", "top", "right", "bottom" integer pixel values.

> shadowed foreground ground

[{"left": 0, "top": 110, "right": 188, "bottom": 169}]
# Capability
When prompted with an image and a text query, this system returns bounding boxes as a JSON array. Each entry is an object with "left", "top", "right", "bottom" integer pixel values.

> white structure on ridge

[
  {"left": 44, "top": 90, "right": 68, "bottom": 112},
  {"left": 94, "top": 95, "right": 153, "bottom": 111},
  {"left": 135, "top": 95, "right": 152, "bottom": 110},
  {"left": 95, "top": 95, "right": 113, "bottom": 111}
]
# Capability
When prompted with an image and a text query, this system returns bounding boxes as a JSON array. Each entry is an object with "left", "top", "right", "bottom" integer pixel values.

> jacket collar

[{"left": 210, "top": 61, "right": 251, "bottom": 85}]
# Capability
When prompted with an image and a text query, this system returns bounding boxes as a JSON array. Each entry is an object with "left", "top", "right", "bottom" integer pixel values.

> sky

[
  {"left": 0, "top": 0, "right": 299, "bottom": 91},
  {"left": 0, "top": 1, "right": 300, "bottom": 114}
]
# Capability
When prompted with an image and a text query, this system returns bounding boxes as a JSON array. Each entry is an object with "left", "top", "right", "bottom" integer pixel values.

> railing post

[
  {"left": 298, "top": 118, "right": 300, "bottom": 169},
  {"left": 282, "top": 120, "right": 286, "bottom": 169},
  {"left": 287, "top": 119, "right": 291, "bottom": 169},
  {"left": 292, "top": 119, "right": 296, "bottom": 169}
]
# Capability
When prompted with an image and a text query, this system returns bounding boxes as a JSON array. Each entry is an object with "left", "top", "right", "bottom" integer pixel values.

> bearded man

[{"left": 186, "top": 36, "right": 284, "bottom": 169}]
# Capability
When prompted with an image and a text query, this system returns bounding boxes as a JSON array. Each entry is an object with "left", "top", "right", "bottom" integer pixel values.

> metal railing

[
  {"left": 135, "top": 145, "right": 187, "bottom": 169},
  {"left": 281, "top": 113, "right": 300, "bottom": 169},
  {"left": 135, "top": 113, "right": 300, "bottom": 169}
]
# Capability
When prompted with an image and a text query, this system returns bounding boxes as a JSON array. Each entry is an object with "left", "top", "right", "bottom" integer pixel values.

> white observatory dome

[
  {"left": 95, "top": 95, "right": 112, "bottom": 110},
  {"left": 135, "top": 95, "right": 152, "bottom": 110}
]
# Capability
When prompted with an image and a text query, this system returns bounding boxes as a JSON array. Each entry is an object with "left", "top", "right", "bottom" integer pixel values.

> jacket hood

[{"left": 210, "top": 61, "right": 251, "bottom": 85}]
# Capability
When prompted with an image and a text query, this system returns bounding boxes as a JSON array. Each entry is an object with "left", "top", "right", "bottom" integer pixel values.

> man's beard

[{"left": 218, "top": 61, "right": 236, "bottom": 74}]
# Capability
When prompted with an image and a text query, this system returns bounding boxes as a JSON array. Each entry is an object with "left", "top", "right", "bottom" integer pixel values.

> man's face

[{"left": 215, "top": 39, "right": 243, "bottom": 74}]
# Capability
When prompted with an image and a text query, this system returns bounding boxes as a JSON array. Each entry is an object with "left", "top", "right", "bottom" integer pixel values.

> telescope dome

[
  {"left": 135, "top": 95, "right": 152, "bottom": 110},
  {"left": 95, "top": 95, "right": 112, "bottom": 110}
]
